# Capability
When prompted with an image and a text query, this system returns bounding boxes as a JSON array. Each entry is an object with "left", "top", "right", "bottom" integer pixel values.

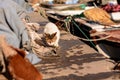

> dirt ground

[
  {"left": 29, "top": 12, "right": 120, "bottom": 80},
  {"left": 1, "top": 12, "right": 120, "bottom": 80}
]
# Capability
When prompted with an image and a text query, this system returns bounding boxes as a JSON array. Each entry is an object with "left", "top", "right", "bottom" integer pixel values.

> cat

[
  {"left": 43, "top": 22, "right": 60, "bottom": 48},
  {"left": 0, "top": 35, "right": 42, "bottom": 80}
]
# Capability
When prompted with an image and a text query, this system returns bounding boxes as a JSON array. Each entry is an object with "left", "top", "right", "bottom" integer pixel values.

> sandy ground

[{"left": 0, "top": 12, "right": 120, "bottom": 80}]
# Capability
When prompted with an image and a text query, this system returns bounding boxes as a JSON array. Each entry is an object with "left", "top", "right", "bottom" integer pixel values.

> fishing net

[{"left": 25, "top": 23, "right": 60, "bottom": 59}]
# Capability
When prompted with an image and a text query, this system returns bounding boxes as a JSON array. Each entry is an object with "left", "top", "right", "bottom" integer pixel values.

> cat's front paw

[{"left": 53, "top": 44, "right": 59, "bottom": 48}]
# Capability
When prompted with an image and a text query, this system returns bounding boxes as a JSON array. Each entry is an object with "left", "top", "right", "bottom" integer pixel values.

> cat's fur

[
  {"left": 44, "top": 22, "right": 60, "bottom": 47},
  {"left": 0, "top": 35, "right": 42, "bottom": 80}
]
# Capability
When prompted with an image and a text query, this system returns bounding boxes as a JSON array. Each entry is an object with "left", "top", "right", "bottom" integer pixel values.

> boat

[{"left": 74, "top": 18, "right": 120, "bottom": 62}]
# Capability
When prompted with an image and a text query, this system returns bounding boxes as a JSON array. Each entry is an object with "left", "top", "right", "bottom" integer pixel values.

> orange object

[{"left": 0, "top": 35, "right": 42, "bottom": 80}]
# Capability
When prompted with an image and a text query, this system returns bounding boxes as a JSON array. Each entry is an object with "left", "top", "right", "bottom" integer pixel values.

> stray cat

[
  {"left": 44, "top": 22, "right": 60, "bottom": 48},
  {"left": 0, "top": 35, "right": 42, "bottom": 80}
]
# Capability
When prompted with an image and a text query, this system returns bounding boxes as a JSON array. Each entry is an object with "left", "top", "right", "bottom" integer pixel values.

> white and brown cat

[{"left": 44, "top": 22, "right": 60, "bottom": 48}]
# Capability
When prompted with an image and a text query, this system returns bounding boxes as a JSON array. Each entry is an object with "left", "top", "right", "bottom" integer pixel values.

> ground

[{"left": 0, "top": 12, "right": 120, "bottom": 80}]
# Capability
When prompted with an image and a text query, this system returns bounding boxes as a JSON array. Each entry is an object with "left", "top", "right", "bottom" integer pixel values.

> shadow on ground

[
  {"left": 43, "top": 72, "right": 119, "bottom": 80},
  {"left": 34, "top": 31, "right": 116, "bottom": 80}
]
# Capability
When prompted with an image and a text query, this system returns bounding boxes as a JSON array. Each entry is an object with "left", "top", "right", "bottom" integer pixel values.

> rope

[
  {"left": 71, "top": 19, "right": 96, "bottom": 48},
  {"left": 78, "top": 35, "right": 111, "bottom": 41},
  {"left": 64, "top": 16, "right": 72, "bottom": 32},
  {"left": 63, "top": 16, "right": 112, "bottom": 48}
]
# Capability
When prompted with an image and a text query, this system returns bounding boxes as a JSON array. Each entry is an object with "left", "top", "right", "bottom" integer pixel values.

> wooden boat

[{"left": 74, "top": 18, "right": 120, "bottom": 62}]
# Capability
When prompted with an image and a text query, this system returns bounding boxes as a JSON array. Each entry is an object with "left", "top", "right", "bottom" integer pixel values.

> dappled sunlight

[
  {"left": 36, "top": 49, "right": 114, "bottom": 80},
  {"left": 34, "top": 31, "right": 118, "bottom": 80},
  {"left": 42, "top": 71, "right": 119, "bottom": 80}
]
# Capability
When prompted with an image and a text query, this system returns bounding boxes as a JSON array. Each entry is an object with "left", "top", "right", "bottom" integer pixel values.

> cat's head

[{"left": 44, "top": 32, "right": 57, "bottom": 47}]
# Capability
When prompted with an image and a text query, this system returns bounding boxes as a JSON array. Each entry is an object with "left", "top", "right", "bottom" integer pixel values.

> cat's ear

[
  {"left": 52, "top": 32, "right": 57, "bottom": 37},
  {"left": 44, "top": 33, "right": 49, "bottom": 37}
]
